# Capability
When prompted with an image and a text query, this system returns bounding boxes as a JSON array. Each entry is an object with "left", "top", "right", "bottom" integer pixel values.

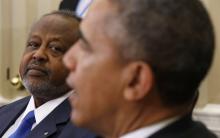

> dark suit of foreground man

[
  {"left": 0, "top": 11, "right": 95, "bottom": 138},
  {"left": 63, "top": 0, "right": 217, "bottom": 138}
]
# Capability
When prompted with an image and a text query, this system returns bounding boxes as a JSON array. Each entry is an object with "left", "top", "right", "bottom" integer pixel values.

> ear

[{"left": 122, "top": 62, "right": 154, "bottom": 101}]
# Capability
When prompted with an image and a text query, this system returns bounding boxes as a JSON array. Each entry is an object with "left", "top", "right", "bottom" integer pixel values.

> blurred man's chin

[
  {"left": 71, "top": 112, "right": 81, "bottom": 126},
  {"left": 71, "top": 111, "right": 87, "bottom": 127}
]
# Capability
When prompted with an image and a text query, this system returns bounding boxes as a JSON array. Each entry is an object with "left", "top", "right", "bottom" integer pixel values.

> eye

[
  {"left": 50, "top": 46, "right": 63, "bottom": 52},
  {"left": 27, "top": 41, "right": 39, "bottom": 49},
  {"left": 48, "top": 43, "right": 65, "bottom": 56}
]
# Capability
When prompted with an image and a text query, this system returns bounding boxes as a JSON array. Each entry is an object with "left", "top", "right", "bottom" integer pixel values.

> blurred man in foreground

[{"left": 64, "top": 0, "right": 217, "bottom": 137}]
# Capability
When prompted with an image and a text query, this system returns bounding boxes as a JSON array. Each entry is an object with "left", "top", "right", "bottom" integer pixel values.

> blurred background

[{"left": 0, "top": 0, "right": 220, "bottom": 136}]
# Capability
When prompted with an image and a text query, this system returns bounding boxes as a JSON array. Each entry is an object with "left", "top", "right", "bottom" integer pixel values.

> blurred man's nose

[{"left": 63, "top": 46, "right": 77, "bottom": 72}]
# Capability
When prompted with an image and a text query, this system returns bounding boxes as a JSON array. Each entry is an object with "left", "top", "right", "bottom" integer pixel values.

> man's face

[
  {"left": 20, "top": 15, "right": 78, "bottom": 101},
  {"left": 64, "top": 0, "right": 127, "bottom": 130}
]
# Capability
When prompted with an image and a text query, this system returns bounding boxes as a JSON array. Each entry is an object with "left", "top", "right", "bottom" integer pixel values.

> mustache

[{"left": 24, "top": 60, "right": 51, "bottom": 75}]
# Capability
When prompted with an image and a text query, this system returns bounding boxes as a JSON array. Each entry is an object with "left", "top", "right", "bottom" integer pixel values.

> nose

[
  {"left": 32, "top": 47, "right": 48, "bottom": 62},
  {"left": 63, "top": 45, "right": 77, "bottom": 71}
]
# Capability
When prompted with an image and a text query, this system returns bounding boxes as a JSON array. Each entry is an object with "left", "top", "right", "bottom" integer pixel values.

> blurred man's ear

[{"left": 122, "top": 62, "right": 154, "bottom": 101}]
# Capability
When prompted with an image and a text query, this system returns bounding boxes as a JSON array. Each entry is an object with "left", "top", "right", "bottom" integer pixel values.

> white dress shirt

[
  {"left": 76, "top": 0, "right": 94, "bottom": 18},
  {"left": 3, "top": 92, "right": 72, "bottom": 138},
  {"left": 120, "top": 116, "right": 179, "bottom": 138}
]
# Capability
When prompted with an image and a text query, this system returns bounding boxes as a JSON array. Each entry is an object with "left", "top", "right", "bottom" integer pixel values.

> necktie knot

[{"left": 9, "top": 110, "right": 36, "bottom": 138}]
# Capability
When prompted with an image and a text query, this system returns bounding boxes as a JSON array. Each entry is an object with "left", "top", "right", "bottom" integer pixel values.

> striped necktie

[{"left": 9, "top": 110, "right": 36, "bottom": 138}]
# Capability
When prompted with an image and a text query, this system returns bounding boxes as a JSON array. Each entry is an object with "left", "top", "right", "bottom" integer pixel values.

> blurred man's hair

[{"left": 109, "top": 0, "right": 214, "bottom": 107}]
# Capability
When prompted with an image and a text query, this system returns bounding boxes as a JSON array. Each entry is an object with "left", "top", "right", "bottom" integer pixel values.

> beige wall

[
  {"left": 0, "top": 0, "right": 2, "bottom": 99},
  {"left": 0, "top": 0, "right": 13, "bottom": 99},
  {"left": 204, "top": 0, "right": 220, "bottom": 103},
  {"left": 192, "top": 0, "right": 220, "bottom": 107}
]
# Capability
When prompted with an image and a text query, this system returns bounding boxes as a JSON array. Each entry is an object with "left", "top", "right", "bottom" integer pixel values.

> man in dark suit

[
  {"left": 59, "top": 0, "right": 93, "bottom": 18},
  {"left": 0, "top": 10, "right": 95, "bottom": 138},
  {"left": 59, "top": 0, "right": 79, "bottom": 11},
  {"left": 63, "top": 0, "right": 217, "bottom": 137}
]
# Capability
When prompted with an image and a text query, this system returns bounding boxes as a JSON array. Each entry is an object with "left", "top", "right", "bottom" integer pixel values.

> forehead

[
  {"left": 84, "top": 0, "right": 117, "bottom": 24},
  {"left": 30, "top": 15, "right": 77, "bottom": 35},
  {"left": 81, "top": 0, "right": 120, "bottom": 43}
]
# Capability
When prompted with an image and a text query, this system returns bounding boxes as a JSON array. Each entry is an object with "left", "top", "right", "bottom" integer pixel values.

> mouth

[
  {"left": 69, "top": 90, "right": 79, "bottom": 107},
  {"left": 26, "top": 65, "right": 49, "bottom": 77},
  {"left": 72, "top": 90, "right": 78, "bottom": 96},
  {"left": 66, "top": 74, "right": 75, "bottom": 89},
  {"left": 66, "top": 74, "right": 79, "bottom": 108}
]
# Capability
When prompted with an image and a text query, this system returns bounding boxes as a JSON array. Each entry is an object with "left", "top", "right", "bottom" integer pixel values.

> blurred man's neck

[{"left": 101, "top": 102, "right": 188, "bottom": 138}]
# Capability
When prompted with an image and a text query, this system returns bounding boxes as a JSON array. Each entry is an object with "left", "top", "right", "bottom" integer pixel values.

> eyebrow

[
  {"left": 78, "top": 29, "right": 91, "bottom": 46},
  {"left": 29, "top": 34, "right": 62, "bottom": 42}
]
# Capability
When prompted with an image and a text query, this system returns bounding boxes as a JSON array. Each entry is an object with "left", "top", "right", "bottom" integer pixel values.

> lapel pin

[{"left": 44, "top": 131, "right": 49, "bottom": 136}]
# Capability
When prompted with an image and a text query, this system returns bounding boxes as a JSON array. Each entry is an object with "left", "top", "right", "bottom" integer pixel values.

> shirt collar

[
  {"left": 22, "top": 91, "right": 72, "bottom": 125},
  {"left": 120, "top": 116, "right": 179, "bottom": 138}
]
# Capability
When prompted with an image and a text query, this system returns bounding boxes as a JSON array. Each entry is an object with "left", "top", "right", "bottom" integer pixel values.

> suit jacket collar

[
  {"left": 59, "top": 0, "right": 80, "bottom": 11},
  {"left": 0, "top": 96, "right": 30, "bottom": 136},
  {"left": 26, "top": 98, "right": 71, "bottom": 138},
  {"left": 148, "top": 114, "right": 193, "bottom": 138}
]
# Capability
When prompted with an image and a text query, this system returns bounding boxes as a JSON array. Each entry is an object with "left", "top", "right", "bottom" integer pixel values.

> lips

[
  {"left": 66, "top": 73, "right": 75, "bottom": 89},
  {"left": 69, "top": 89, "right": 79, "bottom": 108},
  {"left": 26, "top": 65, "right": 49, "bottom": 77}
]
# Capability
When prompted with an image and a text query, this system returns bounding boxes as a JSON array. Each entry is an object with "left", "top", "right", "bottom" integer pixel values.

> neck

[
  {"left": 33, "top": 97, "right": 49, "bottom": 108},
  {"left": 101, "top": 102, "right": 188, "bottom": 138},
  {"left": 32, "top": 91, "right": 70, "bottom": 108}
]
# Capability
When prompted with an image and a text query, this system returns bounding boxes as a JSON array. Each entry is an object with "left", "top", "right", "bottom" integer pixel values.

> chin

[
  {"left": 71, "top": 111, "right": 104, "bottom": 137},
  {"left": 71, "top": 110, "right": 82, "bottom": 126},
  {"left": 71, "top": 110, "right": 88, "bottom": 128}
]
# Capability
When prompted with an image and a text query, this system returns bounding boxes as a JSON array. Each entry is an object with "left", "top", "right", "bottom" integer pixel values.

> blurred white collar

[{"left": 120, "top": 116, "right": 179, "bottom": 138}]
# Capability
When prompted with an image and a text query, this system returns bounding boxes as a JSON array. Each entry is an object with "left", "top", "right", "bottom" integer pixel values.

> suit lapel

[
  {"left": 0, "top": 97, "right": 30, "bottom": 136},
  {"left": 27, "top": 99, "right": 71, "bottom": 138}
]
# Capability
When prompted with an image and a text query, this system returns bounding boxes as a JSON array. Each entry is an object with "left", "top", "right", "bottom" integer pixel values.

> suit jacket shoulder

[
  {"left": 149, "top": 114, "right": 217, "bottom": 138},
  {"left": 0, "top": 96, "right": 96, "bottom": 138},
  {"left": 0, "top": 96, "right": 30, "bottom": 136}
]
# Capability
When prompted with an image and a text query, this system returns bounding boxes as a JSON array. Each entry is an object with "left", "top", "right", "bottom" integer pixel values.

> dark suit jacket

[
  {"left": 149, "top": 114, "right": 217, "bottom": 138},
  {"left": 59, "top": 0, "right": 80, "bottom": 11},
  {"left": 0, "top": 96, "right": 96, "bottom": 138}
]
